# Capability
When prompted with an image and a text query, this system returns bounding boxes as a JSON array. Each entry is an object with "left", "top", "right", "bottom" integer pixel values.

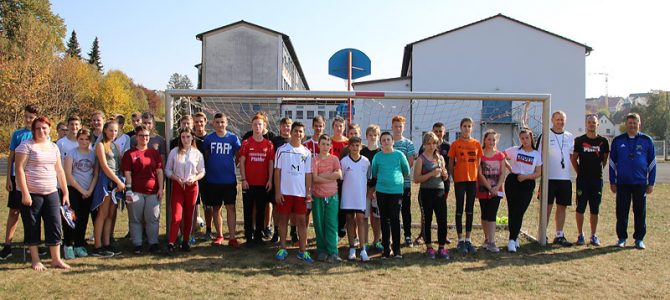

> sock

[
  {"left": 459, "top": 238, "right": 465, "bottom": 242},
  {"left": 290, "top": 226, "right": 297, "bottom": 235},
  {"left": 465, "top": 238, "right": 471, "bottom": 242},
  {"left": 556, "top": 231, "right": 564, "bottom": 238},
  {"left": 206, "top": 227, "right": 211, "bottom": 232}
]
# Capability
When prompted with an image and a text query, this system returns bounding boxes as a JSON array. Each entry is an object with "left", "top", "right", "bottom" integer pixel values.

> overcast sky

[{"left": 52, "top": 0, "right": 668, "bottom": 98}]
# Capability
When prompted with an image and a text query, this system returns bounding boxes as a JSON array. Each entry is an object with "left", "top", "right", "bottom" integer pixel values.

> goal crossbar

[{"left": 165, "top": 89, "right": 552, "bottom": 246}]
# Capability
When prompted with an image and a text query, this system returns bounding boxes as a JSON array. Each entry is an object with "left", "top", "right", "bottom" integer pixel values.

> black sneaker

[
  {"left": 0, "top": 245, "right": 12, "bottom": 260},
  {"left": 106, "top": 244, "right": 122, "bottom": 255},
  {"left": 270, "top": 230, "right": 279, "bottom": 244},
  {"left": 263, "top": 226, "right": 273, "bottom": 239},
  {"left": 465, "top": 241, "right": 477, "bottom": 254},
  {"left": 553, "top": 236, "right": 573, "bottom": 247},
  {"left": 133, "top": 245, "right": 143, "bottom": 255},
  {"left": 404, "top": 236, "right": 414, "bottom": 248},
  {"left": 92, "top": 247, "right": 114, "bottom": 258},
  {"left": 166, "top": 244, "right": 175, "bottom": 256},
  {"left": 38, "top": 247, "right": 48, "bottom": 256},
  {"left": 457, "top": 241, "right": 467, "bottom": 255},
  {"left": 181, "top": 242, "right": 191, "bottom": 252},
  {"left": 149, "top": 244, "right": 162, "bottom": 254}
]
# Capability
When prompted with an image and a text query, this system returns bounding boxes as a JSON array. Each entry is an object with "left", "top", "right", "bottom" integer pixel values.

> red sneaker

[
  {"left": 228, "top": 238, "right": 240, "bottom": 248},
  {"left": 212, "top": 236, "right": 224, "bottom": 245}
]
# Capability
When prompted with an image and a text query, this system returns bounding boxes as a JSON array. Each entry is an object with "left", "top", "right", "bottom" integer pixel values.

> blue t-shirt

[
  {"left": 203, "top": 131, "right": 241, "bottom": 184},
  {"left": 9, "top": 128, "right": 33, "bottom": 176}
]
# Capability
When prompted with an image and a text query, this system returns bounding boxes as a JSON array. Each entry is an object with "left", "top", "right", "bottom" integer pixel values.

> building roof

[
  {"left": 351, "top": 76, "right": 411, "bottom": 87},
  {"left": 196, "top": 20, "right": 309, "bottom": 89},
  {"left": 401, "top": 14, "right": 593, "bottom": 76}
]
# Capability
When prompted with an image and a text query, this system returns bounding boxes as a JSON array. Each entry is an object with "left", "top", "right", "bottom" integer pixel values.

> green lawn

[{"left": 0, "top": 176, "right": 668, "bottom": 298}]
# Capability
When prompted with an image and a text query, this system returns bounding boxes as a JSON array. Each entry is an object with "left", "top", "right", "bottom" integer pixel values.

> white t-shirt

[
  {"left": 340, "top": 155, "right": 370, "bottom": 211},
  {"left": 114, "top": 133, "right": 132, "bottom": 156},
  {"left": 537, "top": 130, "right": 573, "bottom": 180},
  {"left": 56, "top": 137, "right": 79, "bottom": 161},
  {"left": 274, "top": 143, "right": 312, "bottom": 197},
  {"left": 505, "top": 147, "right": 543, "bottom": 175}
]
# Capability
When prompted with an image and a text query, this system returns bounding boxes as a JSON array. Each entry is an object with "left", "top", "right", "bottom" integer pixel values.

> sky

[{"left": 51, "top": 0, "right": 669, "bottom": 98}]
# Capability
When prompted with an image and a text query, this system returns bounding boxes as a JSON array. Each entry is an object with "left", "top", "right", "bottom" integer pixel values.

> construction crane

[{"left": 590, "top": 72, "right": 609, "bottom": 104}]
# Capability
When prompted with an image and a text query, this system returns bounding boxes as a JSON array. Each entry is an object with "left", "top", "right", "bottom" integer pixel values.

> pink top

[
  {"left": 477, "top": 151, "right": 505, "bottom": 199},
  {"left": 311, "top": 154, "right": 341, "bottom": 198},
  {"left": 15, "top": 139, "right": 60, "bottom": 195}
]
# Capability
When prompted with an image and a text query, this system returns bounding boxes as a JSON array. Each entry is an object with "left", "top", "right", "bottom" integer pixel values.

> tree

[
  {"left": 65, "top": 30, "right": 81, "bottom": 59},
  {"left": 167, "top": 73, "right": 193, "bottom": 90},
  {"left": 87, "top": 36, "right": 103, "bottom": 72},
  {"left": 640, "top": 90, "right": 669, "bottom": 139}
]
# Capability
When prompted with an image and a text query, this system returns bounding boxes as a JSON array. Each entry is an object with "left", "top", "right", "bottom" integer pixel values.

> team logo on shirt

[
  {"left": 291, "top": 164, "right": 300, "bottom": 172},
  {"left": 582, "top": 143, "right": 601, "bottom": 157},
  {"left": 517, "top": 153, "right": 534, "bottom": 165}
]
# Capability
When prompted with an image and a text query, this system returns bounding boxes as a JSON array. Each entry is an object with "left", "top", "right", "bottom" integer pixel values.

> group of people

[{"left": 0, "top": 104, "right": 656, "bottom": 270}]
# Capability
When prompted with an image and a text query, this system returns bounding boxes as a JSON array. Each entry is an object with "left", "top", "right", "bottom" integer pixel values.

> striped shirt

[
  {"left": 393, "top": 137, "right": 415, "bottom": 188},
  {"left": 15, "top": 139, "right": 60, "bottom": 195}
]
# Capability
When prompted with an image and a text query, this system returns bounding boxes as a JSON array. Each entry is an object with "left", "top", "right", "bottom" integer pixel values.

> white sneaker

[
  {"left": 507, "top": 240, "right": 517, "bottom": 253},
  {"left": 360, "top": 249, "right": 369, "bottom": 262},
  {"left": 515, "top": 239, "right": 520, "bottom": 248},
  {"left": 348, "top": 248, "right": 357, "bottom": 260}
]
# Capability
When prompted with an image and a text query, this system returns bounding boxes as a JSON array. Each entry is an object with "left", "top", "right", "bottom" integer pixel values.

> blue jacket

[{"left": 609, "top": 132, "right": 656, "bottom": 186}]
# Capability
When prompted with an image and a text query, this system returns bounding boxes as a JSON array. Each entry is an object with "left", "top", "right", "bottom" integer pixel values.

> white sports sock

[{"left": 556, "top": 231, "right": 564, "bottom": 238}]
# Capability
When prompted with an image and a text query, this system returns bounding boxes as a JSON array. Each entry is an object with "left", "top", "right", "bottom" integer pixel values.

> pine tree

[
  {"left": 65, "top": 30, "right": 82, "bottom": 59},
  {"left": 87, "top": 36, "right": 103, "bottom": 72}
]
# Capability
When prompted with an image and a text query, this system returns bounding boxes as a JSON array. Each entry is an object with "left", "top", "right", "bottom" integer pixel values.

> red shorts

[{"left": 275, "top": 195, "right": 307, "bottom": 215}]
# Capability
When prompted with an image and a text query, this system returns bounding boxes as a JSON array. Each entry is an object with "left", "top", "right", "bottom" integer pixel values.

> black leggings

[
  {"left": 242, "top": 186, "right": 268, "bottom": 240},
  {"left": 455, "top": 181, "right": 476, "bottom": 234},
  {"left": 377, "top": 192, "right": 402, "bottom": 257},
  {"left": 63, "top": 187, "right": 92, "bottom": 247},
  {"left": 479, "top": 197, "right": 501, "bottom": 222},
  {"left": 505, "top": 174, "right": 535, "bottom": 241},
  {"left": 20, "top": 191, "right": 62, "bottom": 246},
  {"left": 401, "top": 188, "right": 412, "bottom": 238},
  {"left": 420, "top": 188, "right": 447, "bottom": 245}
]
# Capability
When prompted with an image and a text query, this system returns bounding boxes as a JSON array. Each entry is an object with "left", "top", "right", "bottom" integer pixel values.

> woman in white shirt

[
  {"left": 504, "top": 128, "right": 542, "bottom": 253},
  {"left": 165, "top": 128, "right": 205, "bottom": 255}
]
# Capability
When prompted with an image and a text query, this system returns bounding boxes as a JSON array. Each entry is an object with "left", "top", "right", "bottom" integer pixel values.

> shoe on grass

[
  {"left": 297, "top": 251, "right": 313, "bottom": 263},
  {"left": 553, "top": 236, "right": 573, "bottom": 247},
  {"left": 404, "top": 236, "right": 414, "bottom": 248},
  {"left": 576, "top": 234, "right": 585, "bottom": 246},
  {"left": 465, "top": 241, "right": 477, "bottom": 254},
  {"left": 275, "top": 248, "right": 288, "bottom": 260},
  {"left": 348, "top": 248, "right": 357, "bottom": 261},
  {"left": 457, "top": 241, "right": 467, "bottom": 255},
  {"left": 438, "top": 248, "right": 450, "bottom": 259},
  {"left": 63, "top": 246, "right": 75, "bottom": 260},
  {"left": 0, "top": 245, "right": 12, "bottom": 260},
  {"left": 590, "top": 235, "right": 601, "bottom": 246},
  {"left": 616, "top": 239, "right": 626, "bottom": 248},
  {"left": 426, "top": 247, "right": 436, "bottom": 259},
  {"left": 507, "top": 240, "right": 517, "bottom": 253},
  {"left": 360, "top": 249, "right": 369, "bottom": 262},
  {"left": 74, "top": 246, "right": 88, "bottom": 257},
  {"left": 635, "top": 240, "right": 646, "bottom": 250}
]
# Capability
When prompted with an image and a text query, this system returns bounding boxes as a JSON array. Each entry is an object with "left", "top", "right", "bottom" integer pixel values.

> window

[
  {"left": 318, "top": 111, "right": 325, "bottom": 117},
  {"left": 606, "top": 129, "right": 611, "bottom": 134},
  {"left": 284, "top": 110, "right": 293, "bottom": 119},
  {"left": 328, "top": 111, "right": 336, "bottom": 119},
  {"left": 297, "top": 110, "right": 304, "bottom": 119},
  {"left": 307, "top": 111, "right": 315, "bottom": 119}
]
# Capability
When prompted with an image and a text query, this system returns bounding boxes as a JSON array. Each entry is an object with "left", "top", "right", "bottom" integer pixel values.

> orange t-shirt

[{"left": 447, "top": 138, "right": 483, "bottom": 182}]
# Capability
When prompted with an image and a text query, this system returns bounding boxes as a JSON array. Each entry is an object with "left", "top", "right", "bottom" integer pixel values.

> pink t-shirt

[
  {"left": 311, "top": 154, "right": 341, "bottom": 198},
  {"left": 15, "top": 139, "right": 61, "bottom": 195},
  {"left": 477, "top": 151, "right": 505, "bottom": 199}
]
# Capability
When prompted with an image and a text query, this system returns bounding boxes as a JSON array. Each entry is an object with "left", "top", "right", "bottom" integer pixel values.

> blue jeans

[{"left": 615, "top": 184, "right": 647, "bottom": 241}]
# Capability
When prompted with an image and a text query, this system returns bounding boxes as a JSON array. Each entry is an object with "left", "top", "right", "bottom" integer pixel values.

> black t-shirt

[
  {"left": 242, "top": 130, "right": 276, "bottom": 142},
  {"left": 271, "top": 135, "right": 290, "bottom": 153},
  {"left": 573, "top": 134, "right": 610, "bottom": 179},
  {"left": 418, "top": 140, "right": 451, "bottom": 191},
  {"left": 361, "top": 146, "right": 381, "bottom": 188},
  {"left": 127, "top": 130, "right": 136, "bottom": 138}
]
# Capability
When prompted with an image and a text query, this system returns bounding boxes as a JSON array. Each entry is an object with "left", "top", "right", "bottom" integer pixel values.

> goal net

[{"left": 166, "top": 89, "right": 551, "bottom": 245}]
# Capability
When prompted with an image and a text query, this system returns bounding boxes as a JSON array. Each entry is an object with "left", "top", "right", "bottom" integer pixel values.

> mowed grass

[{"left": 0, "top": 176, "right": 669, "bottom": 299}]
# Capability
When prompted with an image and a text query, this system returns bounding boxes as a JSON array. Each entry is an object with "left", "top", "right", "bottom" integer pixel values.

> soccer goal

[{"left": 165, "top": 89, "right": 552, "bottom": 245}]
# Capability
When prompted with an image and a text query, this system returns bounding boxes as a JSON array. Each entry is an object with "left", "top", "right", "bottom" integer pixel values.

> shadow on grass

[{"left": 53, "top": 233, "right": 632, "bottom": 277}]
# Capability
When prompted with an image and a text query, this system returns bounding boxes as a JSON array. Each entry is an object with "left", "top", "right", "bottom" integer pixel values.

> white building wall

[
  {"left": 598, "top": 116, "right": 620, "bottom": 139},
  {"left": 202, "top": 25, "right": 280, "bottom": 90},
  {"left": 353, "top": 78, "right": 412, "bottom": 140},
  {"left": 411, "top": 16, "right": 586, "bottom": 147}
]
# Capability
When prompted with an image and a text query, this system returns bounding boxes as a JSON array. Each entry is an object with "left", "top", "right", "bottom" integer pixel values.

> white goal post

[{"left": 165, "top": 89, "right": 552, "bottom": 246}]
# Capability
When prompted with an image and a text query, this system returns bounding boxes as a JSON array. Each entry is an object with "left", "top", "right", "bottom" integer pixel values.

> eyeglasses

[{"left": 137, "top": 134, "right": 150, "bottom": 138}]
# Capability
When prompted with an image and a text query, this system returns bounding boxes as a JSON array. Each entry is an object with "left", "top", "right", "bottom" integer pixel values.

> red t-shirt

[
  {"left": 331, "top": 139, "right": 349, "bottom": 159},
  {"left": 239, "top": 137, "right": 275, "bottom": 186},
  {"left": 121, "top": 148, "right": 163, "bottom": 194},
  {"left": 477, "top": 151, "right": 505, "bottom": 199}
]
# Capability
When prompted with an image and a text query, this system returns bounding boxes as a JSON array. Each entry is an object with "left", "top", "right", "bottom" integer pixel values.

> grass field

[{"left": 0, "top": 176, "right": 668, "bottom": 299}]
